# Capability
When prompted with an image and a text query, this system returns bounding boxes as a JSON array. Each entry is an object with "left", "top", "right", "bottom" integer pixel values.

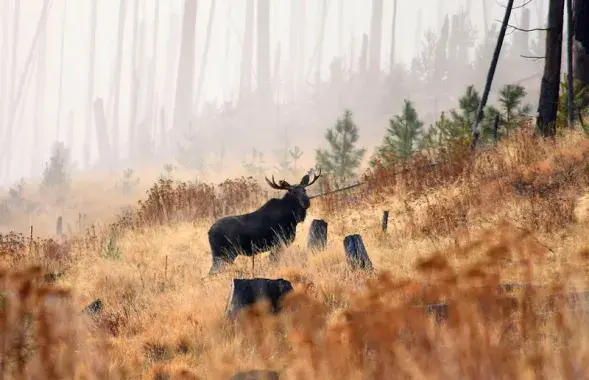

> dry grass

[{"left": 4, "top": 124, "right": 589, "bottom": 378}]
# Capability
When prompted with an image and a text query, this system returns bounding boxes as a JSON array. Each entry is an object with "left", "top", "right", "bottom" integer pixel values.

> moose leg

[{"left": 209, "top": 246, "right": 237, "bottom": 275}]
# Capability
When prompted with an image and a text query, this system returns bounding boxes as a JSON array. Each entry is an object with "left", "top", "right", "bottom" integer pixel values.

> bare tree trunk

[
  {"left": 171, "top": 0, "right": 198, "bottom": 140},
  {"left": 145, "top": 0, "right": 160, "bottom": 158},
  {"left": 1, "top": 1, "right": 50, "bottom": 175},
  {"left": 359, "top": 33, "right": 368, "bottom": 75},
  {"left": 223, "top": 3, "right": 230, "bottom": 101},
  {"left": 482, "top": 0, "right": 489, "bottom": 38},
  {"left": 93, "top": 98, "right": 112, "bottom": 163},
  {"left": 515, "top": 8, "right": 531, "bottom": 54},
  {"left": 567, "top": 0, "right": 574, "bottom": 127},
  {"left": 128, "top": 0, "right": 140, "bottom": 160},
  {"left": 3, "top": 0, "right": 19, "bottom": 176},
  {"left": 537, "top": 0, "right": 565, "bottom": 138},
  {"left": 32, "top": 0, "right": 50, "bottom": 176},
  {"left": 84, "top": 0, "right": 98, "bottom": 169},
  {"left": 256, "top": 0, "right": 271, "bottom": 101},
  {"left": 0, "top": 2, "right": 11, "bottom": 144},
  {"left": 272, "top": 42, "right": 282, "bottom": 94},
  {"left": 239, "top": 0, "right": 254, "bottom": 100},
  {"left": 67, "top": 110, "right": 74, "bottom": 150},
  {"left": 338, "top": 0, "right": 344, "bottom": 57},
  {"left": 164, "top": 10, "right": 181, "bottom": 123},
  {"left": 288, "top": 0, "right": 298, "bottom": 100},
  {"left": 297, "top": 1, "right": 307, "bottom": 93},
  {"left": 194, "top": 0, "right": 216, "bottom": 111},
  {"left": 471, "top": 0, "right": 515, "bottom": 147},
  {"left": 313, "top": 0, "right": 329, "bottom": 84},
  {"left": 369, "top": 0, "right": 383, "bottom": 77},
  {"left": 55, "top": 0, "right": 68, "bottom": 142},
  {"left": 573, "top": 0, "right": 589, "bottom": 105},
  {"left": 110, "top": 0, "right": 128, "bottom": 161},
  {"left": 389, "top": 0, "right": 397, "bottom": 73}
]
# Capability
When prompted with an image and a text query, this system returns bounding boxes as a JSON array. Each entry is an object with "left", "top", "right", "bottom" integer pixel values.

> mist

[{"left": 0, "top": 0, "right": 551, "bottom": 186}]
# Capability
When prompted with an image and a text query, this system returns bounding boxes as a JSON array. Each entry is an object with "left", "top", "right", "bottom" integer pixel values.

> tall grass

[{"left": 2, "top": 124, "right": 589, "bottom": 378}]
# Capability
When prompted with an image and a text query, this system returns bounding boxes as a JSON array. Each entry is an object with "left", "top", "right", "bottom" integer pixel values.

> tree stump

[
  {"left": 307, "top": 219, "right": 328, "bottom": 251},
  {"left": 225, "top": 278, "right": 294, "bottom": 320},
  {"left": 229, "top": 370, "right": 280, "bottom": 380},
  {"left": 344, "top": 234, "right": 373, "bottom": 270},
  {"left": 56, "top": 216, "right": 63, "bottom": 236},
  {"left": 82, "top": 299, "right": 103, "bottom": 315},
  {"left": 382, "top": 210, "right": 389, "bottom": 232}
]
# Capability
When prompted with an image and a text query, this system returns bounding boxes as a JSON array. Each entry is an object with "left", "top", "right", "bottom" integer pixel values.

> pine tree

[
  {"left": 316, "top": 109, "right": 366, "bottom": 186},
  {"left": 484, "top": 84, "right": 531, "bottom": 139},
  {"left": 371, "top": 99, "right": 424, "bottom": 166},
  {"left": 41, "top": 141, "right": 72, "bottom": 191}
]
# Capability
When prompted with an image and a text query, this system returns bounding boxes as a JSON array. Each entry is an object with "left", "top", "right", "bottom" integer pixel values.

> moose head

[{"left": 265, "top": 168, "right": 322, "bottom": 209}]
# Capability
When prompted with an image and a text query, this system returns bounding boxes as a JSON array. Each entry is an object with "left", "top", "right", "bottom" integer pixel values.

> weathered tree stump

[
  {"left": 82, "top": 299, "right": 103, "bottom": 315},
  {"left": 229, "top": 370, "right": 280, "bottom": 380},
  {"left": 56, "top": 216, "right": 63, "bottom": 235},
  {"left": 225, "top": 278, "right": 294, "bottom": 320},
  {"left": 307, "top": 219, "right": 328, "bottom": 251},
  {"left": 344, "top": 234, "right": 373, "bottom": 270},
  {"left": 382, "top": 210, "right": 389, "bottom": 232}
]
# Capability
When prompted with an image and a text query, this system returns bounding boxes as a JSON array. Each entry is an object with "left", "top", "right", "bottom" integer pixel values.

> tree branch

[{"left": 521, "top": 55, "right": 546, "bottom": 60}]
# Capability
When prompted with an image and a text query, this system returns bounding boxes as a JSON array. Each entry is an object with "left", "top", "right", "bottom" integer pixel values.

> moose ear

[
  {"left": 278, "top": 180, "right": 291, "bottom": 188},
  {"left": 299, "top": 174, "right": 310, "bottom": 186}
]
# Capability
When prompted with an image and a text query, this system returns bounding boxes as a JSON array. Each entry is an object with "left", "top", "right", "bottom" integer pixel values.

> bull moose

[{"left": 207, "top": 168, "right": 322, "bottom": 274}]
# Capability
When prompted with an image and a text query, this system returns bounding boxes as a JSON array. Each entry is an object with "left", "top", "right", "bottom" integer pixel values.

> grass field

[{"left": 3, "top": 124, "right": 589, "bottom": 379}]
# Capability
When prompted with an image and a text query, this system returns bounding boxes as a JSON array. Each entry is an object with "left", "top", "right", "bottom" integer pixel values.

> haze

[{"left": 0, "top": 0, "right": 552, "bottom": 186}]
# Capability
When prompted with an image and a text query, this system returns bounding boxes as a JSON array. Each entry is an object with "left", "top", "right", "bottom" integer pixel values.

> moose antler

[
  {"left": 301, "top": 167, "right": 322, "bottom": 187},
  {"left": 265, "top": 175, "right": 291, "bottom": 190}
]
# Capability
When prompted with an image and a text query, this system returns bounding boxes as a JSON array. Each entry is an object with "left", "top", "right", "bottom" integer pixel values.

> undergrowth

[{"left": 2, "top": 124, "right": 589, "bottom": 378}]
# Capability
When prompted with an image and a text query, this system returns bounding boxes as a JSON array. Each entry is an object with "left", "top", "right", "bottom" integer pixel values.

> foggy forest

[
  {"left": 0, "top": 0, "right": 550, "bottom": 185},
  {"left": 3, "top": 0, "right": 589, "bottom": 378}
]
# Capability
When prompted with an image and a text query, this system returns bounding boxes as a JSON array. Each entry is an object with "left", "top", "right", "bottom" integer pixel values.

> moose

[{"left": 207, "top": 168, "right": 322, "bottom": 274}]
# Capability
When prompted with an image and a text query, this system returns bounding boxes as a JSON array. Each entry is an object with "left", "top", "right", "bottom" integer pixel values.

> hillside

[{"left": 3, "top": 125, "right": 589, "bottom": 379}]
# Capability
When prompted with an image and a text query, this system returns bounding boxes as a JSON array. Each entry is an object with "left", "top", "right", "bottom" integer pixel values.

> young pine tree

[
  {"left": 371, "top": 99, "right": 424, "bottom": 167},
  {"left": 316, "top": 109, "right": 366, "bottom": 187}
]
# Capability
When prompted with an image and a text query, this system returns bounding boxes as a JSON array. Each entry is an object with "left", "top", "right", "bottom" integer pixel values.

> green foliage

[
  {"left": 41, "top": 141, "right": 72, "bottom": 191},
  {"left": 316, "top": 109, "right": 366, "bottom": 186},
  {"left": 423, "top": 110, "right": 472, "bottom": 148},
  {"left": 498, "top": 84, "right": 531, "bottom": 122},
  {"left": 424, "top": 85, "right": 481, "bottom": 147},
  {"left": 371, "top": 100, "right": 424, "bottom": 167},
  {"left": 101, "top": 235, "right": 122, "bottom": 260},
  {"left": 557, "top": 75, "right": 589, "bottom": 134}
]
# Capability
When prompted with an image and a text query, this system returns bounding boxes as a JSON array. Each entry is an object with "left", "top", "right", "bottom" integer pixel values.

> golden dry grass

[{"left": 4, "top": 124, "right": 589, "bottom": 378}]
